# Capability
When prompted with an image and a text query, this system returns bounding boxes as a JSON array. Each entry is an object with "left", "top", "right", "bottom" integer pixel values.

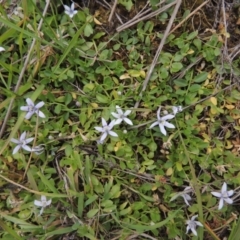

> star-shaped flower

[
  {"left": 170, "top": 186, "right": 192, "bottom": 206},
  {"left": 94, "top": 118, "right": 118, "bottom": 142},
  {"left": 111, "top": 106, "right": 133, "bottom": 125},
  {"left": 149, "top": 107, "right": 175, "bottom": 135},
  {"left": 34, "top": 195, "right": 52, "bottom": 215},
  {"left": 20, "top": 98, "right": 45, "bottom": 119},
  {"left": 10, "top": 132, "right": 34, "bottom": 154},
  {"left": 186, "top": 215, "right": 203, "bottom": 236},
  {"left": 172, "top": 105, "right": 182, "bottom": 115},
  {"left": 211, "top": 182, "right": 234, "bottom": 210},
  {"left": 63, "top": 2, "right": 78, "bottom": 18},
  {"left": 0, "top": 47, "right": 5, "bottom": 52}
]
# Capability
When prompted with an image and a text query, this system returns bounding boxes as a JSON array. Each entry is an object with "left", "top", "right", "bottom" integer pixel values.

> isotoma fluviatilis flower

[
  {"left": 149, "top": 107, "right": 175, "bottom": 136},
  {"left": 186, "top": 215, "right": 203, "bottom": 236},
  {"left": 20, "top": 98, "right": 45, "bottom": 119},
  {"left": 94, "top": 118, "right": 118, "bottom": 142},
  {"left": 10, "top": 132, "right": 34, "bottom": 154},
  {"left": 63, "top": 2, "right": 78, "bottom": 18},
  {"left": 211, "top": 182, "right": 234, "bottom": 210},
  {"left": 34, "top": 195, "right": 52, "bottom": 215},
  {"left": 111, "top": 106, "right": 133, "bottom": 125},
  {"left": 0, "top": 46, "right": 5, "bottom": 52},
  {"left": 170, "top": 186, "right": 192, "bottom": 206}
]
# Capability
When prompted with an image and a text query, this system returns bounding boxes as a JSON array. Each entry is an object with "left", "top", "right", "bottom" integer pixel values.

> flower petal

[
  {"left": 25, "top": 137, "right": 34, "bottom": 144},
  {"left": 34, "top": 200, "right": 43, "bottom": 207},
  {"left": 20, "top": 132, "right": 27, "bottom": 141},
  {"left": 25, "top": 112, "right": 34, "bottom": 119},
  {"left": 191, "top": 227, "right": 198, "bottom": 236},
  {"left": 12, "top": 145, "right": 21, "bottom": 155},
  {"left": 95, "top": 127, "right": 103, "bottom": 132},
  {"left": 41, "top": 196, "right": 47, "bottom": 202},
  {"left": 164, "top": 122, "right": 175, "bottom": 129},
  {"left": 46, "top": 199, "right": 52, "bottom": 206},
  {"left": 26, "top": 98, "right": 34, "bottom": 106},
  {"left": 71, "top": 2, "right": 75, "bottom": 10},
  {"left": 109, "top": 120, "right": 116, "bottom": 129},
  {"left": 22, "top": 145, "right": 32, "bottom": 152},
  {"left": 116, "top": 106, "right": 123, "bottom": 115},
  {"left": 211, "top": 192, "right": 222, "bottom": 198},
  {"left": 123, "top": 118, "right": 133, "bottom": 125},
  {"left": 221, "top": 182, "right": 227, "bottom": 193},
  {"left": 100, "top": 132, "right": 108, "bottom": 142},
  {"left": 149, "top": 121, "right": 159, "bottom": 129},
  {"left": 35, "top": 101, "right": 44, "bottom": 109},
  {"left": 124, "top": 110, "right": 131, "bottom": 116},
  {"left": 195, "top": 221, "right": 203, "bottom": 227},
  {"left": 63, "top": 4, "right": 71, "bottom": 12},
  {"left": 101, "top": 118, "right": 107, "bottom": 127},
  {"left": 109, "top": 131, "right": 118, "bottom": 137},
  {"left": 162, "top": 114, "right": 175, "bottom": 120},
  {"left": 160, "top": 124, "right": 167, "bottom": 136},
  {"left": 114, "top": 119, "right": 122, "bottom": 125},
  {"left": 227, "top": 190, "right": 234, "bottom": 196},
  {"left": 20, "top": 106, "right": 29, "bottom": 111},
  {"left": 10, "top": 138, "right": 20, "bottom": 144},
  {"left": 224, "top": 198, "right": 233, "bottom": 205},
  {"left": 37, "top": 110, "right": 46, "bottom": 118},
  {"left": 0, "top": 46, "right": 5, "bottom": 52},
  {"left": 111, "top": 112, "right": 120, "bottom": 119},
  {"left": 218, "top": 198, "right": 224, "bottom": 210}
]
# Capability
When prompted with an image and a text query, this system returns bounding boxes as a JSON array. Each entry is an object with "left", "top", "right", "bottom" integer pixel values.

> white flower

[
  {"left": 94, "top": 118, "right": 118, "bottom": 142},
  {"left": 170, "top": 186, "right": 192, "bottom": 206},
  {"left": 149, "top": 107, "right": 175, "bottom": 135},
  {"left": 20, "top": 98, "right": 45, "bottom": 119},
  {"left": 111, "top": 106, "right": 133, "bottom": 125},
  {"left": 32, "top": 144, "right": 45, "bottom": 155},
  {"left": 172, "top": 105, "right": 182, "bottom": 115},
  {"left": 186, "top": 215, "right": 203, "bottom": 236},
  {"left": 0, "top": 47, "right": 5, "bottom": 52},
  {"left": 34, "top": 195, "right": 52, "bottom": 215},
  {"left": 10, "top": 132, "right": 34, "bottom": 154},
  {"left": 63, "top": 2, "right": 78, "bottom": 18},
  {"left": 211, "top": 182, "right": 234, "bottom": 210}
]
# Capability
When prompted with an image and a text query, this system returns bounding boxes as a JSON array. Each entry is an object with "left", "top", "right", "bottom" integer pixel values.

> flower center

[
  {"left": 222, "top": 191, "right": 229, "bottom": 198},
  {"left": 188, "top": 220, "right": 196, "bottom": 229}
]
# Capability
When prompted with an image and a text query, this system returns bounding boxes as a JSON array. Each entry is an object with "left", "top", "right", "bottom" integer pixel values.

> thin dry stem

[
  {"left": 170, "top": 0, "right": 210, "bottom": 34},
  {"left": 134, "top": 0, "right": 180, "bottom": 108},
  {"left": 108, "top": 0, "right": 118, "bottom": 23},
  {"left": 117, "top": 1, "right": 175, "bottom": 32}
]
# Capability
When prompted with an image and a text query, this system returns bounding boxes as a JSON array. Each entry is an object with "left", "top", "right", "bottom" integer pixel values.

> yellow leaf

[
  {"left": 210, "top": 97, "right": 217, "bottom": 106},
  {"left": 90, "top": 102, "right": 98, "bottom": 108},
  {"left": 166, "top": 167, "right": 173, "bottom": 176},
  {"left": 94, "top": 17, "right": 102, "bottom": 25},
  {"left": 187, "top": 49, "right": 194, "bottom": 54},
  {"left": 120, "top": 73, "right": 131, "bottom": 79},
  {"left": 225, "top": 104, "right": 235, "bottom": 110},
  {"left": 114, "top": 142, "right": 122, "bottom": 152}
]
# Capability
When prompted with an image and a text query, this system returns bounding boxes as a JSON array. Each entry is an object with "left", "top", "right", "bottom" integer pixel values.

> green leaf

[
  {"left": 87, "top": 209, "right": 99, "bottom": 218},
  {"left": 171, "top": 62, "right": 183, "bottom": 73},
  {"left": 84, "top": 23, "right": 93, "bottom": 37},
  {"left": 193, "top": 72, "right": 208, "bottom": 83},
  {"left": 96, "top": 94, "right": 109, "bottom": 103}
]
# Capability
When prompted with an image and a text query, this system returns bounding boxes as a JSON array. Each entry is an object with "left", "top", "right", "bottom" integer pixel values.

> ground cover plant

[{"left": 1, "top": 0, "right": 240, "bottom": 239}]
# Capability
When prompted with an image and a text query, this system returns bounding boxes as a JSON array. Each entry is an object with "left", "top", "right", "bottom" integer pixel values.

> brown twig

[
  {"left": 134, "top": 0, "right": 181, "bottom": 108},
  {"left": 169, "top": 0, "right": 210, "bottom": 34},
  {"left": 108, "top": 0, "right": 118, "bottom": 23}
]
